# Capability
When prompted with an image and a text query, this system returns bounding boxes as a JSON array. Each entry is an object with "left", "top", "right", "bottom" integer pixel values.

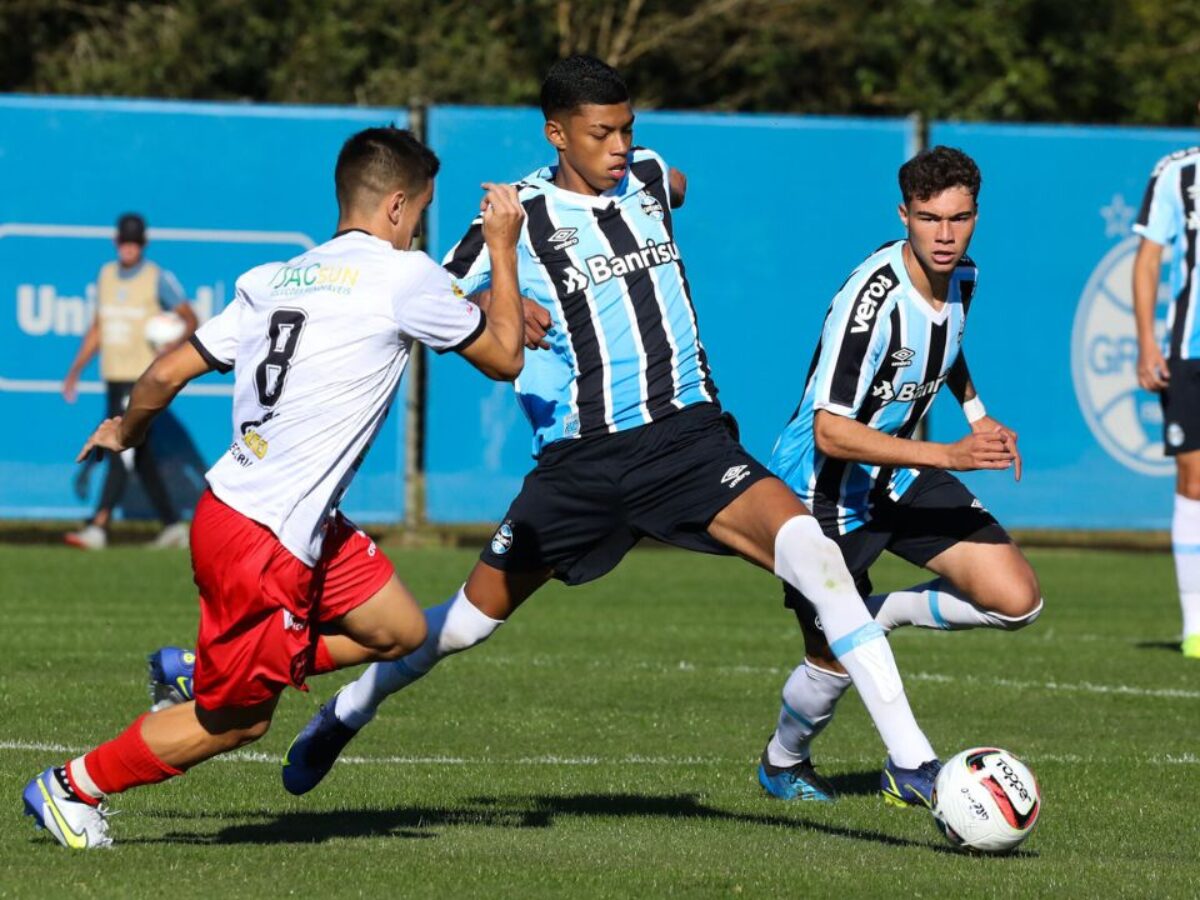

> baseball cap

[{"left": 116, "top": 213, "right": 147, "bottom": 245}]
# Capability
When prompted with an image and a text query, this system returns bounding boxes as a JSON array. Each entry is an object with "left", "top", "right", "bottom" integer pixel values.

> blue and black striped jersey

[
  {"left": 1135, "top": 146, "right": 1200, "bottom": 361},
  {"left": 443, "top": 147, "right": 717, "bottom": 455},
  {"left": 770, "top": 241, "right": 975, "bottom": 534}
]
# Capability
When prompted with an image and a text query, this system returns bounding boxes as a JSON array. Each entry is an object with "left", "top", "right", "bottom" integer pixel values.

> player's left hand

[
  {"left": 76, "top": 416, "right": 129, "bottom": 463},
  {"left": 972, "top": 416, "right": 1021, "bottom": 482},
  {"left": 523, "top": 298, "right": 552, "bottom": 349}
]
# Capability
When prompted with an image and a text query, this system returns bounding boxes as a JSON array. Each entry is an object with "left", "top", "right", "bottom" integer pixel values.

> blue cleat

[
  {"left": 757, "top": 745, "right": 836, "bottom": 802},
  {"left": 880, "top": 756, "right": 941, "bottom": 808},
  {"left": 282, "top": 696, "right": 360, "bottom": 796},
  {"left": 23, "top": 767, "right": 111, "bottom": 849},
  {"left": 148, "top": 646, "right": 195, "bottom": 712}
]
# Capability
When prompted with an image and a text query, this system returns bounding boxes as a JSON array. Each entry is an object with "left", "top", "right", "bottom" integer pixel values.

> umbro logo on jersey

[
  {"left": 561, "top": 265, "right": 589, "bottom": 294},
  {"left": 1188, "top": 210, "right": 1200, "bottom": 232},
  {"left": 721, "top": 464, "right": 750, "bottom": 488},
  {"left": 638, "top": 190, "right": 664, "bottom": 221},
  {"left": 282, "top": 610, "right": 307, "bottom": 632},
  {"left": 891, "top": 347, "right": 915, "bottom": 368},
  {"left": 548, "top": 227, "right": 579, "bottom": 250}
]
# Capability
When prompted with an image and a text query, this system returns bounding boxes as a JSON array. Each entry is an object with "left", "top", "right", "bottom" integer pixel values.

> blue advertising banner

[
  {"left": 425, "top": 106, "right": 915, "bottom": 522},
  {"left": 928, "top": 122, "right": 1195, "bottom": 528},
  {"left": 0, "top": 96, "right": 407, "bottom": 522}
]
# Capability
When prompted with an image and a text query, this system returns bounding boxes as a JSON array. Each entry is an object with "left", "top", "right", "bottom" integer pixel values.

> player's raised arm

[
  {"left": 76, "top": 341, "right": 213, "bottom": 462},
  {"left": 456, "top": 183, "right": 526, "bottom": 381}
]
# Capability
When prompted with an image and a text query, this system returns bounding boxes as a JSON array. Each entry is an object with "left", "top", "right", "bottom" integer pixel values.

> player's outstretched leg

[
  {"left": 758, "top": 661, "right": 848, "bottom": 802},
  {"left": 869, "top": 541, "right": 1042, "bottom": 633},
  {"left": 282, "top": 565, "right": 540, "bottom": 796},
  {"left": 23, "top": 699, "right": 274, "bottom": 849},
  {"left": 709, "top": 479, "right": 939, "bottom": 789}
]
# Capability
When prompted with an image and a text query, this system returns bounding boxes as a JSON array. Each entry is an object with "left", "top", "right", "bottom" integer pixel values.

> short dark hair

[
  {"left": 540, "top": 54, "right": 629, "bottom": 119},
  {"left": 899, "top": 146, "right": 981, "bottom": 205},
  {"left": 116, "top": 212, "right": 146, "bottom": 245},
  {"left": 335, "top": 127, "right": 440, "bottom": 215}
]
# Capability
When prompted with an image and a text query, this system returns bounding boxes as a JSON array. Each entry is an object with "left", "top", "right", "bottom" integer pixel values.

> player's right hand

[
  {"left": 62, "top": 372, "right": 80, "bottom": 404},
  {"left": 480, "top": 182, "right": 524, "bottom": 251},
  {"left": 1137, "top": 344, "right": 1170, "bottom": 392},
  {"left": 76, "top": 416, "right": 129, "bottom": 463},
  {"left": 944, "top": 432, "right": 1016, "bottom": 472}
]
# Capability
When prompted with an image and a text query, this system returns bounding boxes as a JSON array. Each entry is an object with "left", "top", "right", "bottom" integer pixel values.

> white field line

[
  {"left": 2, "top": 740, "right": 1196, "bottom": 768},
  {"left": 483, "top": 656, "right": 1200, "bottom": 701}
]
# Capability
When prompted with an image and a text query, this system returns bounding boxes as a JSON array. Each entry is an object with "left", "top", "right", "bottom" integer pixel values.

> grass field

[{"left": 1, "top": 543, "right": 1197, "bottom": 898}]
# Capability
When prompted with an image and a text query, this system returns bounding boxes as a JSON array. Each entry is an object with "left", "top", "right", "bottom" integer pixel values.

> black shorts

[
  {"left": 1161, "top": 359, "right": 1200, "bottom": 455},
  {"left": 480, "top": 403, "right": 771, "bottom": 585},
  {"left": 783, "top": 469, "right": 1010, "bottom": 628}
]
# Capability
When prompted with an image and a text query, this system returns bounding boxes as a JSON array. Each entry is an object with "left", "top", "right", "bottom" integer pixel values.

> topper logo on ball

[{"left": 1071, "top": 235, "right": 1173, "bottom": 477}]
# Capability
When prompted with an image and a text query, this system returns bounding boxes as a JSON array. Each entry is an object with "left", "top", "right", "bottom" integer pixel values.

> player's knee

[{"left": 992, "top": 582, "right": 1043, "bottom": 630}]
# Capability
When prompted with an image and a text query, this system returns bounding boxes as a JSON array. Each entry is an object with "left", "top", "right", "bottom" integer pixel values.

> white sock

[
  {"left": 774, "top": 516, "right": 935, "bottom": 768},
  {"left": 868, "top": 578, "right": 1043, "bottom": 632},
  {"left": 1173, "top": 494, "right": 1200, "bottom": 638},
  {"left": 767, "top": 660, "right": 851, "bottom": 767},
  {"left": 66, "top": 756, "right": 103, "bottom": 802},
  {"left": 334, "top": 586, "right": 503, "bottom": 729}
]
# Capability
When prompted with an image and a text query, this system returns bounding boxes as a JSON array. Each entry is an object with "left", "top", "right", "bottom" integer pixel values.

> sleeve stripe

[
  {"left": 189, "top": 334, "right": 232, "bottom": 373},
  {"left": 444, "top": 220, "right": 485, "bottom": 277},
  {"left": 437, "top": 310, "right": 488, "bottom": 356}
]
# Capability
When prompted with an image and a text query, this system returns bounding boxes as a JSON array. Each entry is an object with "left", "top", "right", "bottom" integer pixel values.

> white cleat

[
  {"left": 64, "top": 524, "right": 107, "bottom": 550},
  {"left": 151, "top": 522, "right": 190, "bottom": 549},
  {"left": 22, "top": 767, "right": 112, "bottom": 850}
]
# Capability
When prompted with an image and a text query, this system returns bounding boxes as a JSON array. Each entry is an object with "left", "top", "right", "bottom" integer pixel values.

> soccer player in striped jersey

[
  {"left": 1134, "top": 141, "right": 1200, "bottom": 660},
  {"left": 760, "top": 147, "right": 1044, "bottom": 806},
  {"left": 283, "top": 55, "right": 942, "bottom": 804}
]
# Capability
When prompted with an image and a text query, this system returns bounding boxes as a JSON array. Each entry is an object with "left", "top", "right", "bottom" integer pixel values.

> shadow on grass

[
  {"left": 120, "top": 790, "right": 1037, "bottom": 856},
  {"left": 1134, "top": 640, "right": 1181, "bottom": 653}
]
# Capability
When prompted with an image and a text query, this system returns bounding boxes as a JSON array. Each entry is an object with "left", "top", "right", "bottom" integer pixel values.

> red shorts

[{"left": 190, "top": 489, "right": 394, "bottom": 710}]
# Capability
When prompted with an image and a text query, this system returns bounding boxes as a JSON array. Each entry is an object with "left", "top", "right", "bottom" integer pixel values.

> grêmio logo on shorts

[{"left": 490, "top": 520, "right": 515, "bottom": 555}]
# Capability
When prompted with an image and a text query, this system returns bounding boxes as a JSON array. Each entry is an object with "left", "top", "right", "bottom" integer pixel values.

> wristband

[{"left": 962, "top": 397, "right": 987, "bottom": 424}]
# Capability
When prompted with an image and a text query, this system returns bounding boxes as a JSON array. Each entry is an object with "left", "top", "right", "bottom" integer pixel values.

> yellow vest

[{"left": 97, "top": 261, "right": 162, "bottom": 382}]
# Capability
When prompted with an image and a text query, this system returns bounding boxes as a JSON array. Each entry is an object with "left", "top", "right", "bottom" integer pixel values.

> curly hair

[
  {"left": 541, "top": 54, "right": 629, "bottom": 119},
  {"left": 899, "top": 146, "right": 981, "bottom": 205}
]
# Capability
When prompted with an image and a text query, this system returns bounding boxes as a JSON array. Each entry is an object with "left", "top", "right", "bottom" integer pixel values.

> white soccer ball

[
  {"left": 144, "top": 312, "right": 187, "bottom": 350},
  {"left": 931, "top": 747, "right": 1041, "bottom": 854}
]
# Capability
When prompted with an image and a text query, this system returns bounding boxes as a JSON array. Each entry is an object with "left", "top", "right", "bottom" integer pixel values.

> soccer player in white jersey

[
  {"left": 283, "top": 55, "right": 943, "bottom": 806},
  {"left": 1134, "top": 139, "right": 1200, "bottom": 660},
  {"left": 21, "top": 126, "right": 528, "bottom": 849},
  {"left": 760, "top": 147, "right": 1044, "bottom": 805}
]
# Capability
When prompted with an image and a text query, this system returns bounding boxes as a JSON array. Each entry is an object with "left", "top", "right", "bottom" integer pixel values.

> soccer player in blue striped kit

[
  {"left": 759, "top": 147, "right": 1044, "bottom": 805},
  {"left": 281, "top": 55, "right": 943, "bottom": 803},
  {"left": 1133, "top": 142, "right": 1200, "bottom": 660}
]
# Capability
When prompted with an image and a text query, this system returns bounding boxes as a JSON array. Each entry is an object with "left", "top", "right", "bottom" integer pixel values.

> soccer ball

[
  {"left": 144, "top": 312, "right": 187, "bottom": 350},
  {"left": 931, "top": 748, "right": 1041, "bottom": 854}
]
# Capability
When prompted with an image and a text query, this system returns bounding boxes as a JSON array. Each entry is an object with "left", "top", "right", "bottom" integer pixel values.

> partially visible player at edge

[
  {"left": 21, "top": 126, "right": 528, "bottom": 849},
  {"left": 759, "top": 147, "right": 1044, "bottom": 805},
  {"left": 281, "top": 55, "right": 942, "bottom": 804},
  {"left": 1133, "top": 129, "right": 1200, "bottom": 660}
]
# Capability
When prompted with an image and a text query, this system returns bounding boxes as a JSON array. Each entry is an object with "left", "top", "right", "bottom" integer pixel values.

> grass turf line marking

[
  {"left": 501, "top": 657, "right": 1200, "bottom": 700},
  {"left": 3, "top": 740, "right": 1197, "bottom": 767}
]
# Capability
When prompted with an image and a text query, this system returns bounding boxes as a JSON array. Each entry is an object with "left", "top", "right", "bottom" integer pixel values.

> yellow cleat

[{"left": 1182, "top": 634, "right": 1200, "bottom": 659}]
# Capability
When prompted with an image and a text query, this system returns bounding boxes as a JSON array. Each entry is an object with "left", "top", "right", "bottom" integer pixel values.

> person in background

[{"left": 63, "top": 213, "right": 197, "bottom": 550}]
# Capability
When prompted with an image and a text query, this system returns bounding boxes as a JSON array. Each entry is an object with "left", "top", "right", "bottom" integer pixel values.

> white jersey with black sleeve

[{"left": 191, "top": 230, "right": 485, "bottom": 565}]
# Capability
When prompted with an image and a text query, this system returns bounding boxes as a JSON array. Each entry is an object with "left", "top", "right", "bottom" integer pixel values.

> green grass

[{"left": 0, "top": 544, "right": 1196, "bottom": 898}]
